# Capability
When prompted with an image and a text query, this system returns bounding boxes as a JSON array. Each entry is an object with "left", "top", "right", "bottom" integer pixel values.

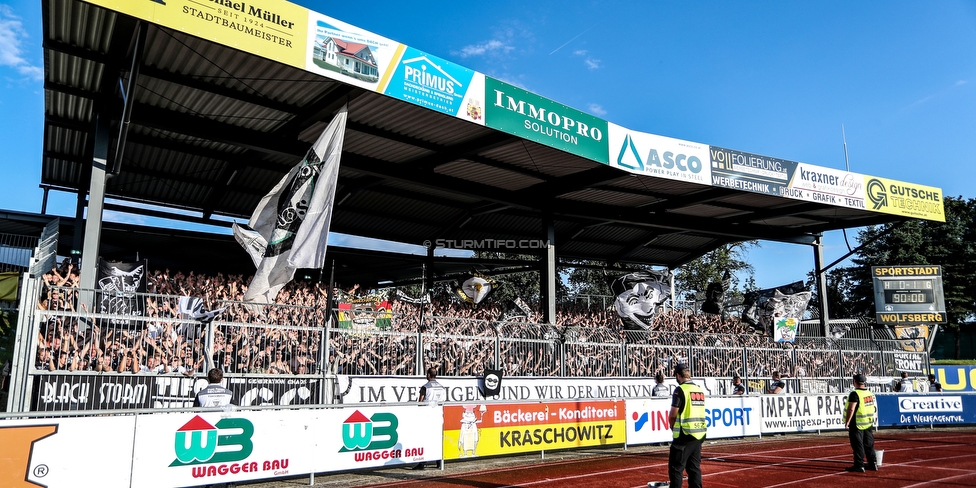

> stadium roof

[{"left": 37, "top": 0, "right": 943, "bottom": 281}]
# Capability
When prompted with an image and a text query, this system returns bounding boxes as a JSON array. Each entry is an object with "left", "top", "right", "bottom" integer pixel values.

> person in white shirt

[
  {"left": 896, "top": 372, "right": 914, "bottom": 393},
  {"left": 195, "top": 368, "right": 234, "bottom": 407},
  {"left": 652, "top": 372, "right": 670, "bottom": 396}
]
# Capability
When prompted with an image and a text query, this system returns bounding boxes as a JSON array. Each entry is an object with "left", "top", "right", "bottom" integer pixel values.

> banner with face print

[{"left": 608, "top": 271, "right": 671, "bottom": 330}]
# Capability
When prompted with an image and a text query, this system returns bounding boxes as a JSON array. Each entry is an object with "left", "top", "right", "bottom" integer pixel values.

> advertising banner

[
  {"left": 625, "top": 397, "right": 674, "bottom": 445},
  {"left": 705, "top": 395, "right": 762, "bottom": 439},
  {"left": 83, "top": 0, "right": 308, "bottom": 69},
  {"left": 319, "top": 405, "right": 443, "bottom": 471},
  {"left": 382, "top": 46, "right": 477, "bottom": 118},
  {"left": 442, "top": 400, "right": 625, "bottom": 459},
  {"left": 336, "top": 375, "right": 719, "bottom": 404},
  {"left": 709, "top": 146, "right": 795, "bottom": 197},
  {"left": 930, "top": 365, "right": 976, "bottom": 392},
  {"left": 758, "top": 393, "right": 848, "bottom": 434},
  {"left": 484, "top": 77, "right": 609, "bottom": 163},
  {"left": 131, "top": 410, "right": 316, "bottom": 487},
  {"left": 876, "top": 394, "right": 976, "bottom": 427},
  {"left": 305, "top": 10, "right": 402, "bottom": 92},
  {"left": 607, "top": 123, "right": 711, "bottom": 185},
  {"left": 863, "top": 176, "right": 945, "bottom": 222},
  {"left": 785, "top": 163, "right": 866, "bottom": 210},
  {"left": 1, "top": 416, "right": 135, "bottom": 488}
]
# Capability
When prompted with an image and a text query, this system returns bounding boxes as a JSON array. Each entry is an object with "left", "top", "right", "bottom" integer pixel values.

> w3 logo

[
  {"left": 339, "top": 411, "right": 398, "bottom": 452},
  {"left": 170, "top": 416, "right": 254, "bottom": 466}
]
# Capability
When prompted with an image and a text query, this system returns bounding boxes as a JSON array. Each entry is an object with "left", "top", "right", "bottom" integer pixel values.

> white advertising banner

[
  {"left": 759, "top": 393, "right": 848, "bottom": 434},
  {"left": 607, "top": 122, "right": 711, "bottom": 185},
  {"left": 305, "top": 11, "right": 402, "bottom": 92},
  {"left": 625, "top": 397, "right": 674, "bottom": 445},
  {"left": 313, "top": 404, "right": 443, "bottom": 471},
  {"left": 625, "top": 395, "right": 762, "bottom": 446},
  {"left": 784, "top": 162, "right": 867, "bottom": 210},
  {"left": 337, "top": 375, "right": 719, "bottom": 404},
  {"left": 706, "top": 396, "right": 762, "bottom": 439},
  {"left": 131, "top": 409, "right": 317, "bottom": 488},
  {"left": 1, "top": 416, "right": 135, "bottom": 488}
]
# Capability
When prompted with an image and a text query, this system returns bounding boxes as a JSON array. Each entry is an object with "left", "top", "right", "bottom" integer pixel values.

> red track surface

[{"left": 350, "top": 429, "right": 976, "bottom": 488}]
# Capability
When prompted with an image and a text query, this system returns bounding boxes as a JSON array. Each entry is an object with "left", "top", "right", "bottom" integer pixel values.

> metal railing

[{"left": 7, "top": 280, "right": 926, "bottom": 412}]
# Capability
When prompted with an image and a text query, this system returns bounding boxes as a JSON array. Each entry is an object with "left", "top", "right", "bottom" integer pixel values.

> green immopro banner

[{"left": 484, "top": 77, "right": 608, "bottom": 164}]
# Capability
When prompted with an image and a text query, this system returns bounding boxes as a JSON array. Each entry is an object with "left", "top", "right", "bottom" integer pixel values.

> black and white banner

[
  {"left": 30, "top": 374, "right": 322, "bottom": 411},
  {"left": 95, "top": 258, "right": 148, "bottom": 329}
]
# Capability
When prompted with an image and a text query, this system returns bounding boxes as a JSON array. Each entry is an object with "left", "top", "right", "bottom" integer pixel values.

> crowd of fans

[{"left": 31, "top": 261, "right": 884, "bottom": 380}]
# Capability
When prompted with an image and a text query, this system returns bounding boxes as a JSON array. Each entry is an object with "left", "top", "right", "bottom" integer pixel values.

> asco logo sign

[{"left": 171, "top": 415, "right": 289, "bottom": 480}]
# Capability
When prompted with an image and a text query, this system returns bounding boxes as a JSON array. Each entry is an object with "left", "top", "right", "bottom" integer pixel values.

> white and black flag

[
  {"left": 95, "top": 258, "right": 148, "bottom": 329},
  {"left": 234, "top": 106, "right": 347, "bottom": 305},
  {"left": 609, "top": 270, "right": 671, "bottom": 330}
]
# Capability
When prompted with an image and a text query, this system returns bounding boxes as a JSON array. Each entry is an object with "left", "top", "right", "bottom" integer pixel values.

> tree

[
  {"left": 828, "top": 196, "right": 976, "bottom": 358},
  {"left": 674, "top": 242, "right": 757, "bottom": 311}
]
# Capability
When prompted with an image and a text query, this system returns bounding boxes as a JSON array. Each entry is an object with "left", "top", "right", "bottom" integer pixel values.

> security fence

[{"left": 8, "top": 279, "right": 928, "bottom": 412}]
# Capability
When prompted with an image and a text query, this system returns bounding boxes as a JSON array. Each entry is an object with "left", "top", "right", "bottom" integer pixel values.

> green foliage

[
  {"left": 827, "top": 196, "right": 976, "bottom": 358},
  {"left": 673, "top": 242, "right": 757, "bottom": 307}
]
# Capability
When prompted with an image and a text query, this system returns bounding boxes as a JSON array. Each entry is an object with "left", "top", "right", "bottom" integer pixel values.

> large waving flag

[{"left": 234, "top": 106, "right": 347, "bottom": 304}]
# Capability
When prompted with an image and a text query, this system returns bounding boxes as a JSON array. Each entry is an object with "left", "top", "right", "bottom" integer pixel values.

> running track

[{"left": 307, "top": 428, "right": 976, "bottom": 488}]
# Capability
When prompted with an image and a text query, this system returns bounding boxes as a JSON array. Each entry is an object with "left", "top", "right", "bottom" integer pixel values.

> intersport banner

[
  {"left": 442, "top": 400, "right": 625, "bottom": 459},
  {"left": 336, "top": 375, "right": 720, "bottom": 404},
  {"left": 625, "top": 396, "right": 762, "bottom": 446},
  {"left": 759, "top": 393, "right": 848, "bottom": 434},
  {"left": 876, "top": 393, "right": 976, "bottom": 427}
]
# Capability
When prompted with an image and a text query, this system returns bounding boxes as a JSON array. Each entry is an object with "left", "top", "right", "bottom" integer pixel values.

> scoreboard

[{"left": 872, "top": 266, "right": 946, "bottom": 325}]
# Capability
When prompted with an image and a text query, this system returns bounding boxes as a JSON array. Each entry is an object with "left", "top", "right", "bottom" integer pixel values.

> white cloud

[
  {"left": 0, "top": 5, "right": 42, "bottom": 81},
  {"left": 573, "top": 49, "right": 588, "bottom": 56},
  {"left": 457, "top": 39, "right": 514, "bottom": 58},
  {"left": 584, "top": 58, "right": 601, "bottom": 70},
  {"left": 588, "top": 103, "right": 607, "bottom": 116}
]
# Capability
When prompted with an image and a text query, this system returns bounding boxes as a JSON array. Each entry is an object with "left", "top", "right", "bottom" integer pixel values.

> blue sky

[{"left": 1, "top": 1, "right": 974, "bottom": 289}]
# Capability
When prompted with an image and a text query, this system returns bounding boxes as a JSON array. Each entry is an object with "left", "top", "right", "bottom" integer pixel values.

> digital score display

[{"left": 872, "top": 266, "right": 946, "bottom": 325}]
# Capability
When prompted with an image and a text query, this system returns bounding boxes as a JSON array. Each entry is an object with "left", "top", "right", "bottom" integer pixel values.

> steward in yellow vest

[
  {"left": 843, "top": 373, "right": 878, "bottom": 472},
  {"left": 667, "top": 363, "right": 705, "bottom": 488}
]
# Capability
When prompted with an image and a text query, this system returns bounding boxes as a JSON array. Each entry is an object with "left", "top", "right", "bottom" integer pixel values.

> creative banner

[
  {"left": 484, "top": 77, "right": 609, "bottom": 163},
  {"left": 863, "top": 176, "right": 945, "bottom": 222},
  {"left": 607, "top": 122, "right": 711, "bottom": 185},
  {"left": 305, "top": 10, "right": 401, "bottom": 92},
  {"left": 785, "top": 163, "right": 867, "bottom": 210},
  {"left": 758, "top": 393, "right": 848, "bottom": 434},
  {"left": 709, "top": 146, "right": 796, "bottom": 197},
  {"left": 442, "top": 400, "right": 625, "bottom": 459},
  {"left": 82, "top": 0, "right": 308, "bottom": 68},
  {"left": 30, "top": 374, "right": 322, "bottom": 411},
  {"left": 336, "top": 375, "right": 719, "bottom": 404},
  {"left": 876, "top": 393, "right": 976, "bottom": 427}
]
